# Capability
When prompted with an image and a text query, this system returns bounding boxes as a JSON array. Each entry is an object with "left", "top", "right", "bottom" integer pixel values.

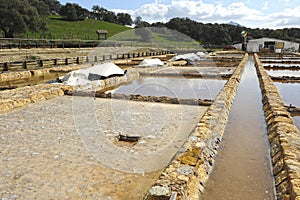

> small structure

[
  {"left": 96, "top": 30, "right": 108, "bottom": 40},
  {"left": 246, "top": 38, "right": 299, "bottom": 53}
]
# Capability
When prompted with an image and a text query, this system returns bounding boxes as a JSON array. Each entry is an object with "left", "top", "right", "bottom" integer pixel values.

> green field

[{"left": 26, "top": 15, "right": 131, "bottom": 40}]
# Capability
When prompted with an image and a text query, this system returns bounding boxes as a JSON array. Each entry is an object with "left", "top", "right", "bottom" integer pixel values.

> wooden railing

[{"left": 0, "top": 50, "right": 171, "bottom": 72}]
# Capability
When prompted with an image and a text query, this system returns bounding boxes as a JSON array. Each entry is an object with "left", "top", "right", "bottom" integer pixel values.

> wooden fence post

[
  {"left": 23, "top": 61, "right": 27, "bottom": 69},
  {"left": 4, "top": 62, "right": 8, "bottom": 71},
  {"left": 39, "top": 60, "right": 43, "bottom": 67}
]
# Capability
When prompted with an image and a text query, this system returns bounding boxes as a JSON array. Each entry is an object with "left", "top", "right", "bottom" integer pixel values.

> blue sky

[{"left": 59, "top": 0, "right": 300, "bottom": 29}]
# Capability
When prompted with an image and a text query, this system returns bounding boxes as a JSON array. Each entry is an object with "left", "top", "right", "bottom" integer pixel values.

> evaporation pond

[
  {"left": 109, "top": 77, "right": 226, "bottom": 99},
  {"left": 267, "top": 69, "right": 300, "bottom": 77},
  {"left": 274, "top": 82, "right": 300, "bottom": 107}
]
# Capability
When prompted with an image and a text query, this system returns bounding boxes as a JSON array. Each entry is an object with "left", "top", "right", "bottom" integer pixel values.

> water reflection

[
  {"left": 109, "top": 77, "right": 226, "bottom": 100},
  {"left": 293, "top": 116, "right": 300, "bottom": 132},
  {"left": 274, "top": 82, "right": 300, "bottom": 107}
]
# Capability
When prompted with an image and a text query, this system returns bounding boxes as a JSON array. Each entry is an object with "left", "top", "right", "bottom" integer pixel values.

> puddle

[
  {"left": 201, "top": 56, "right": 275, "bottom": 200},
  {"left": 274, "top": 82, "right": 300, "bottom": 107},
  {"left": 106, "top": 77, "right": 226, "bottom": 100},
  {"left": 266, "top": 69, "right": 300, "bottom": 77}
]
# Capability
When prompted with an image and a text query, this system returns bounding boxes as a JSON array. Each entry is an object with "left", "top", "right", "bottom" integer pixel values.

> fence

[{"left": 0, "top": 50, "right": 171, "bottom": 72}]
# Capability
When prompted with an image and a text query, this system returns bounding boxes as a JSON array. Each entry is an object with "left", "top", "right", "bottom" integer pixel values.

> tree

[
  {"left": 91, "top": 5, "right": 118, "bottom": 23},
  {"left": 134, "top": 16, "right": 150, "bottom": 28},
  {"left": 41, "top": 0, "right": 61, "bottom": 13},
  {"left": 30, "top": 0, "right": 50, "bottom": 16},
  {"left": 60, "top": 3, "right": 78, "bottom": 21},
  {"left": 117, "top": 13, "right": 133, "bottom": 26},
  {"left": 134, "top": 16, "right": 142, "bottom": 26},
  {"left": 0, "top": 0, "right": 48, "bottom": 38}
]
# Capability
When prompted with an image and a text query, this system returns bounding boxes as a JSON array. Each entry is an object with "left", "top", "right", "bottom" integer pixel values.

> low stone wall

[
  {"left": 0, "top": 71, "right": 32, "bottom": 82},
  {"left": 254, "top": 53, "right": 300, "bottom": 200},
  {"left": 0, "top": 84, "right": 73, "bottom": 113},
  {"left": 0, "top": 66, "right": 81, "bottom": 83},
  {"left": 144, "top": 53, "right": 248, "bottom": 200},
  {"left": 64, "top": 90, "right": 213, "bottom": 106}
]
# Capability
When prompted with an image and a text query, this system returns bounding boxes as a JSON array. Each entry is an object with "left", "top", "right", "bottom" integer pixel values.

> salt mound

[
  {"left": 62, "top": 62, "right": 125, "bottom": 86},
  {"left": 138, "top": 58, "right": 164, "bottom": 67},
  {"left": 169, "top": 53, "right": 201, "bottom": 65}
]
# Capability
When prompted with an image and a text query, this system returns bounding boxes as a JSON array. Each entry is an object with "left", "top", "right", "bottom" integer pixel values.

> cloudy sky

[{"left": 59, "top": 0, "right": 300, "bottom": 29}]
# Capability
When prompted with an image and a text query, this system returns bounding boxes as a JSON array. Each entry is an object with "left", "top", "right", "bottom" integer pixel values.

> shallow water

[
  {"left": 293, "top": 116, "right": 300, "bottom": 132},
  {"left": 266, "top": 69, "right": 300, "bottom": 77},
  {"left": 108, "top": 77, "right": 226, "bottom": 100},
  {"left": 201, "top": 56, "right": 275, "bottom": 200},
  {"left": 274, "top": 82, "right": 300, "bottom": 107}
]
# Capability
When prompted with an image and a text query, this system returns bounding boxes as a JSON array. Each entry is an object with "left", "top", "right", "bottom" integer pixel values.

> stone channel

[{"left": 200, "top": 55, "right": 275, "bottom": 200}]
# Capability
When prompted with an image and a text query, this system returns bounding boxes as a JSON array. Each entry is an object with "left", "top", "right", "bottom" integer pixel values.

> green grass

[
  {"left": 106, "top": 29, "right": 201, "bottom": 50},
  {"left": 26, "top": 15, "right": 131, "bottom": 40},
  {"left": 24, "top": 16, "right": 201, "bottom": 50}
]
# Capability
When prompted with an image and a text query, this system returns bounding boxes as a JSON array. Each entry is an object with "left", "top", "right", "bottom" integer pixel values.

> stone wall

[
  {"left": 0, "top": 84, "right": 72, "bottom": 113},
  {"left": 254, "top": 53, "right": 300, "bottom": 200},
  {"left": 144, "top": 53, "right": 248, "bottom": 200}
]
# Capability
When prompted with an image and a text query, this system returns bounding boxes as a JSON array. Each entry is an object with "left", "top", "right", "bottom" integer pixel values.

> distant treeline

[
  {"left": 1, "top": 0, "right": 300, "bottom": 46},
  {"left": 150, "top": 18, "right": 300, "bottom": 46}
]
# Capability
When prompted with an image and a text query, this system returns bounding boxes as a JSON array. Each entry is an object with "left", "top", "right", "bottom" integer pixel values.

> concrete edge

[
  {"left": 254, "top": 53, "right": 300, "bottom": 200},
  {"left": 143, "top": 53, "right": 248, "bottom": 200}
]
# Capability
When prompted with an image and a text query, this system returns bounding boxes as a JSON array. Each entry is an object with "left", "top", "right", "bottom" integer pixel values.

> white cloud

[
  {"left": 262, "top": 2, "right": 269, "bottom": 11},
  {"left": 113, "top": 0, "right": 300, "bottom": 29}
]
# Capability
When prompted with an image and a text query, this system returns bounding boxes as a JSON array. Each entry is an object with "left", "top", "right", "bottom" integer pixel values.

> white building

[{"left": 246, "top": 37, "right": 299, "bottom": 53}]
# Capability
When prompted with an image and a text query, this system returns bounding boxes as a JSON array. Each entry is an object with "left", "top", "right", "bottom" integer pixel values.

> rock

[
  {"left": 149, "top": 186, "right": 171, "bottom": 197},
  {"left": 177, "top": 166, "right": 194, "bottom": 175},
  {"left": 177, "top": 148, "right": 201, "bottom": 166},
  {"left": 177, "top": 175, "right": 189, "bottom": 182}
]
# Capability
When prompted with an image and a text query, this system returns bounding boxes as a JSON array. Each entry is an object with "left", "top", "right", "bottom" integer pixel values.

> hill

[{"left": 27, "top": 15, "right": 131, "bottom": 40}]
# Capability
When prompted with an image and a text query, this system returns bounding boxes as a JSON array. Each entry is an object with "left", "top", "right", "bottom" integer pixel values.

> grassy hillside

[{"left": 27, "top": 15, "right": 131, "bottom": 40}]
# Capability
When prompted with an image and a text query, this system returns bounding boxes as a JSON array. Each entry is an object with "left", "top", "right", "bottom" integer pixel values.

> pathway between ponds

[{"left": 201, "top": 56, "right": 276, "bottom": 199}]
